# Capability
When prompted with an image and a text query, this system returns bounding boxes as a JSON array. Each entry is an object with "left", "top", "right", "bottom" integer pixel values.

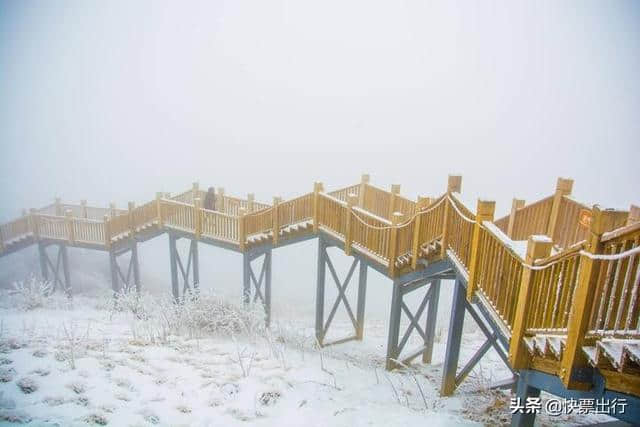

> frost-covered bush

[
  {"left": 11, "top": 276, "right": 52, "bottom": 310},
  {"left": 16, "top": 377, "right": 38, "bottom": 394},
  {"left": 108, "top": 288, "right": 265, "bottom": 344}
]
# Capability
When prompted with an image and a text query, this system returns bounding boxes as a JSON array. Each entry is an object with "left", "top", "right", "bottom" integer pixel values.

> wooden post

[
  {"left": 547, "top": 177, "right": 574, "bottom": 240},
  {"left": 247, "top": 193, "right": 255, "bottom": 212},
  {"left": 345, "top": 194, "right": 357, "bottom": 256},
  {"left": 81, "top": 200, "right": 88, "bottom": 219},
  {"left": 466, "top": 199, "right": 496, "bottom": 300},
  {"left": 65, "top": 209, "right": 74, "bottom": 243},
  {"left": 448, "top": 175, "right": 462, "bottom": 193},
  {"left": 560, "top": 206, "right": 617, "bottom": 388},
  {"left": 388, "top": 184, "right": 401, "bottom": 219},
  {"left": 508, "top": 235, "right": 553, "bottom": 369},
  {"left": 194, "top": 198, "right": 202, "bottom": 238},
  {"left": 627, "top": 204, "right": 640, "bottom": 225},
  {"left": 411, "top": 197, "right": 430, "bottom": 269},
  {"left": 217, "top": 188, "right": 225, "bottom": 213},
  {"left": 272, "top": 196, "right": 281, "bottom": 246},
  {"left": 313, "top": 182, "right": 324, "bottom": 233},
  {"left": 507, "top": 198, "right": 525, "bottom": 238},
  {"left": 440, "top": 175, "right": 462, "bottom": 257},
  {"left": 29, "top": 208, "right": 39, "bottom": 239},
  {"left": 358, "top": 174, "right": 370, "bottom": 208},
  {"left": 388, "top": 212, "right": 404, "bottom": 277},
  {"left": 239, "top": 207, "right": 247, "bottom": 250},
  {"left": 55, "top": 198, "right": 62, "bottom": 216},
  {"left": 103, "top": 214, "right": 111, "bottom": 248},
  {"left": 192, "top": 182, "right": 199, "bottom": 202},
  {"left": 128, "top": 201, "right": 135, "bottom": 233},
  {"left": 156, "top": 192, "right": 164, "bottom": 226},
  {"left": 109, "top": 202, "right": 116, "bottom": 218}
]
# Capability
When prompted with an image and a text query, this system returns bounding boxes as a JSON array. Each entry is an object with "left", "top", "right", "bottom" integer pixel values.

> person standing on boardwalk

[{"left": 204, "top": 187, "right": 216, "bottom": 211}]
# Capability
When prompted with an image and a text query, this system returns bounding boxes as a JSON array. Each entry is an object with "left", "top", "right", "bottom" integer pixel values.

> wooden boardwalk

[{"left": 1, "top": 175, "right": 639, "bottom": 425}]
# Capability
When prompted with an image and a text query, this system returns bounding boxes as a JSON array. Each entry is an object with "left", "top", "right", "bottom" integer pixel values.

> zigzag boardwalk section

[{"left": 1, "top": 175, "right": 639, "bottom": 426}]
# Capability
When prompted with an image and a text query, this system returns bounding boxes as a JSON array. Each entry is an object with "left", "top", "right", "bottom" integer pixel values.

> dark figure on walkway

[{"left": 204, "top": 187, "right": 216, "bottom": 211}]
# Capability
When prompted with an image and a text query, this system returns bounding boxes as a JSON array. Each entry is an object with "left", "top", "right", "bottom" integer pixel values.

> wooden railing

[
  {"left": 472, "top": 223, "right": 525, "bottom": 332},
  {"left": 362, "top": 184, "right": 392, "bottom": 220},
  {"left": 417, "top": 196, "right": 446, "bottom": 250},
  {"left": 510, "top": 196, "right": 554, "bottom": 241},
  {"left": 587, "top": 222, "right": 640, "bottom": 339},
  {"left": 245, "top": 208, "right": 273, "bottom": 237},
  {"left": 446, "top": 194, "right": 476, "bottom": 271},
  {"left": 317, "top": 193, "right": 348, "bottom": 238},
  {"left": 37, "top": 214, "right": 69, "bottom": 240},
  {"left": 350, "top": 207, "right": 392, "bottom": 262},
  {"left": 72, "top": 218, "right": 106, "bottom": 244},
  {"left": 201, "top": 208, "right": 239, "bottom": 243},
  {"left": 552, "top": 196, "right": 591, "bottom": 250},
  {"left": 0, "top": 215, "right": 32, "bottom": 244},
  {"left": 328, "top": 184, "right": 360, "bottom": 203},
  {"left": 161, "top": 199, "right": 195, "bottom": 232},
  {"left": 132, "top": 200, "right": 158, "bottom": 230},
  {"left": 277, "top": 192, "right": 314, "bottom": 228}
]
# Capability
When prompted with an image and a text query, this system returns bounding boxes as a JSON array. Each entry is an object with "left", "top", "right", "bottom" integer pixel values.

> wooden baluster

[
  {"left": 247, "top": 193, "right": 255, "bottom": 212},
  {"left": 560, "top": 207, "right": 618, "bottom": 388},
  {"left": 239, "top": 207, "right": 247, "bottom": 250},
  {"left": 81, "top": 200, "right": 88, "bottom": 219},
  {"left": 466, "top": 199, "right": 496, "bottom": 300},
  {"left": 272, "top": 197, "right": 281, "bottom": 246},
  {"left": 217, "top": 188, "right": 225, "bottom": 213},
  {"left": 128, "top": 201, "right": 135, "bottom": 235},
  {"left": 156, "top": 192, "right": 164, "bottom": 227},
  {"left": 194, "top": 198, "right": 202, "bottom": 238},
  {"left": 388, "top": 212, "right": 404, "bottom": 277},
  {"left": 359, "top": 174, "right": 370, "bottom": 208},
  {"left": 508, "top": 235, "right": 553, "bottom": 369},
  {"left": 440, "top": 175, "right": 462, "bottom": 258},
  {"left": 345, "top": 194, "right": 357, "bottom": 256},
  {"left": 65, "top": 209, "right": 74, "bottom": 244},
  {"left": 313, "top": 182, "right": 323, "bottom": 233},
  {"left": 627, "top": 204, "right": 640, "bottom": 225},
  {"left": 547, "top": 177, "right": 574, "bottom": 241},
  {"left": 410, "top": 196, "right": 429, "bottom": 269},
  {"left": 507, "top": 198, "right": 525, "bottom": 238},
  {"left": 388, "top": 184, "right": 400, "bottom": 219}
]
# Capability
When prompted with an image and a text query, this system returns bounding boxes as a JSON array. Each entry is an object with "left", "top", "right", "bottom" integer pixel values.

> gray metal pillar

[
  {"left": 109, "top": 249, "right": 119, "bottom": 294},
  {"left": 131, "top": 243, "right": 141, "bottom": 294},
  {"left": 441, "top": 277, "right": 466, "bottom": 396},
  {"left": 38, "top": 242, "right": 48, "bottom": 282},
  {"left": 191, "top": 239, "right": 199, "bottom": 291},
  {"left": 423, "top": 279, "right": 441, "bottom": 363},
  {"left": 356, "top": 259, "right": 368, "bottom": 340},
  {"left": 242, "top": 252, "right": 251, "bottom": 306},
  {"left": 169, "top": 234, "right": 179, "bottom": 301},
  {"left": 264, "top": 250, "right": 272, "bottom": 327},
  {"left": 60, "top": 244, "right": 71, "bottom": 297},
  {"left": 385, "top": 279, "right": 402, "bottom": 370},
  {"left": 510, "top": 375, "right": 540, "bottom": 427},
  {"left": 315, "top": 236, "right": 326, "bottom": 346}
]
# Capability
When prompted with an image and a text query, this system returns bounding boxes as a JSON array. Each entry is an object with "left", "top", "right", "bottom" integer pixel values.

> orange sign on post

[{"left": 578, "top": 209, "right": 592, "bottom": 228}]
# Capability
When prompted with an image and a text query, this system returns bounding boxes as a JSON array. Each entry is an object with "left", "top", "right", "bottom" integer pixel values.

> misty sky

[{"left": 1, "top": 0, "right": 638, "bottom": 218}]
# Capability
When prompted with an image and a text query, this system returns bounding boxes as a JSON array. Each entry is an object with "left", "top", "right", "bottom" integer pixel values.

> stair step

[{"left": 583, "top": 346, "right": 597, "bottom": 366}]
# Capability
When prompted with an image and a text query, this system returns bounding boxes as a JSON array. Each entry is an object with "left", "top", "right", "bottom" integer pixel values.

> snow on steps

[
  {"left": 523, "top": 335, "right": 566, "bottom": 360},
  {"left": 246, "top": 221, "right": 314, "bottom": 248},
  {"left": 581, "top": 340, "right": 640, "bottom": 373}
]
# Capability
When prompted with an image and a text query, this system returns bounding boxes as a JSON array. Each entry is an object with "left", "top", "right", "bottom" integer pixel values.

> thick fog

[{"left": 1, "top": 1, "right": 639, "bottom": 330}]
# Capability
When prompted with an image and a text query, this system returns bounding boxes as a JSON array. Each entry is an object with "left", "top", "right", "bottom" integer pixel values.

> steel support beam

[
  {"left": 109, "top": 241, "right": 141, "bottom": 295},
  {"left": 38, "top": 242, "right": 71, "bottom": 297},
  {"left": 315, "top": 235, "right": 368, "bottom": 347},
  {"left": 242, "top": 249, "right": 272, "bottom": 326},
  {"left": 386, "top": 276, "right": 440, "bottom": 370},
  {"left": 168, "top": 234, "right": 199, "bottom": 301}
]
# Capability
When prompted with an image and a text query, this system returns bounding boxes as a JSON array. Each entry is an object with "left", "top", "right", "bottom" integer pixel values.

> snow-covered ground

[{"left": 0, "top": 282, "right": 614, "bottom": 426}]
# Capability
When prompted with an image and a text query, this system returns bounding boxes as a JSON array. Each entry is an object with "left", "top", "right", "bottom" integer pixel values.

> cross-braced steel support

[
  {"left": 168, "top": 234, "right": 199, "bottom": 301},
  {"left": 109, "top": 242, "right": 140, "bottom": 294},
  {"left": 440, "top": 276, "right": 515, "bottom": 396},
  {"left": 386, "top": 277, "right": 441, "bottom": 370},
  {"left": 38, "top": 242, "right": 71, "bottom": 297},
  {"left": 242, "top": 249, "right": 272, "bottom": 326},
  {"left": 315, "top": 236, "right": 368, "bottom": 347}
]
